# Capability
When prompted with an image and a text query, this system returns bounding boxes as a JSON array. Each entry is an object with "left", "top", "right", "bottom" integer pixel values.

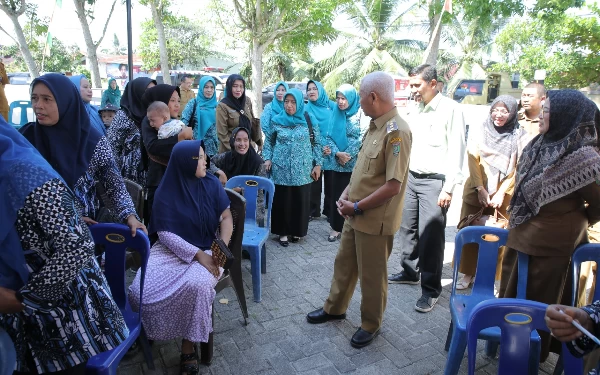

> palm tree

[{"left": 313, "top": 0, "right": 426, "bottom": 95}]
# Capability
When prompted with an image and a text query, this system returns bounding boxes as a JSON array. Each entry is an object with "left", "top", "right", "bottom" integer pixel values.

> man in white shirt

[{"left": 388, "top": 64, "right": 466, "bottom": 313}]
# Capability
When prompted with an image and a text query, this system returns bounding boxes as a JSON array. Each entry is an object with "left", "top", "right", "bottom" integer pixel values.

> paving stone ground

[{"left": 118, "top": 185, "right": 560, "bottom": 375}]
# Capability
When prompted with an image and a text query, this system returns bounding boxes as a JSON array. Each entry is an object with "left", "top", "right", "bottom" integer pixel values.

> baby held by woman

[{"left": 147, "top": 101, "right": 187, "bottom": 139}]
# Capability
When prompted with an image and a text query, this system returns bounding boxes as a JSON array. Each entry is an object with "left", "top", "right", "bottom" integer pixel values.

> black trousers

[
  {"left": 325, "top": 170, "right": 351, "bottom": 232},
  {"left": 309, "top": 172, "right": 323, "bottom": 217},
  {"left": 397, "top": 172, "right": 448, "bottom": 298}
]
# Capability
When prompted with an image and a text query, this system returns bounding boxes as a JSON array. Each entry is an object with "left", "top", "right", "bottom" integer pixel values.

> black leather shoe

[
  {"left": 306, "top": 308, "right": 346, "bottom": 324},
  {"left": 350, "top": 328, "right": 380, "bottom": 348}
]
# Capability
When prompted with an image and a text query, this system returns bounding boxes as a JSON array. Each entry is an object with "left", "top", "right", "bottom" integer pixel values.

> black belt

[{"left": 410, "top": 170, "right": 445, "bottom": 180}]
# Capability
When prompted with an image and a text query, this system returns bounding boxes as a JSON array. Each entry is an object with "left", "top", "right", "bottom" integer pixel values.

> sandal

[
  {"left": 456, "top": 275, "right": 474, "bottom": 290},
  {"left": 328, "top": 233, "right": 341, "bottom": 242},
  {"left": 290, "top": 236, "right": 300, "bottom": 243},
  {"left": 279, "top": 237, "right": 289, "bottom": 247},
  {"left": 180, "top": 345, "right": 199, "bottom": 375}
]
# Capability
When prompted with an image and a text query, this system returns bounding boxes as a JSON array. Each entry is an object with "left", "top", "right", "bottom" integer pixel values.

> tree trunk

[
  {"left": 73, "top": 0, "right": 103, "bottom": 87},
  {"left": 251, "top": 41, "right": 265, "bottom": 116},
  {"left": 150, "top": 1, "right": 171, "bottom": 85},
  {"left": 422, "top": 12, "right": 443, "bottom": 66},
  {"left": 6, "top": 13, "right": 39, "bottom": 78}
]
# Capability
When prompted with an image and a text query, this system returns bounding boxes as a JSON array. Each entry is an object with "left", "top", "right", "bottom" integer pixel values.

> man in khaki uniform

[
  {"left": 518, "top": 82, "right": 546, "bottom": 137},
  {"left": 178, "top": 75, "right": 195, "bottom": 119},
  {"left": 306, "top": 72, "right": 412, "bottom": 348}
]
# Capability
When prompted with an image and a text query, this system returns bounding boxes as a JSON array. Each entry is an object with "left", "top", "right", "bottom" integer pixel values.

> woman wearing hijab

[
  {"left": 101, "top": 78, "right": 122, "bottom": 107},
  {"left": 263, "top": 88, "right": 323, "bottom": 247},
  {"left": 323, "top": 84, "right": 362, "bottom": 242},
  {"left": 454, "top": 96, "right": 528, "bottom": 289},
  {"left": 216, "top": 74, "right": 262, "bottom": 153},
  {"left": 141, "top": 84, "right": 194, "bottom": 223},
  {"left": 69, "top": 74, "right": 106, "bottom": 135},
  {"left": 181, "top": 76, "right": 219, "bottom": 157},
  {"left": 19, "top": 73, "right": 146, "bottom": 235},
  {"left": 260, "top": 81, "right": 289, "bottom": 136},
  {"left": 211, "top": 127, "right": 266, "bottom": 179},
  {"left": 305, "top": 80, "right": 336, "bottom": 220},
  {"left": 106, "top": 77, "right": 156, "bottom": 186},
  {"left": 129, "top": 140, "right": 232, "bottom": 375},
  {"left": 0, "top": 117, "right": 128, "bottom": 373},
  {"left": 502, "top": 90, "right": 600, "bottom": 361}
]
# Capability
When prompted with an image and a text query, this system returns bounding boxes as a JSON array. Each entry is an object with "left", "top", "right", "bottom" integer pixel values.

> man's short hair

[
  {"left": 524, "top": 82, "right": 546, "bottom": 98},
  {"left": 181, "top": 75, "right": 194, "bottom": 83},
  {"left": 360, "top": 72, "right": 394, "bottom": 103},
  {"left": 409, "top": 64, "right": 437, "bottom": 83},
  {"left": 147, "top": 101, "right": 169, "bottom": 115}
]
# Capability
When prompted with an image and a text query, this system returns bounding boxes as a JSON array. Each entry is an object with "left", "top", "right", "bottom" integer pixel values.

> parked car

[
  {"left": 7, "top": 72, "right": 32, "bottom": 85},
  {"left": 261, "top": 81, "right": 308, "bottom": 108}
]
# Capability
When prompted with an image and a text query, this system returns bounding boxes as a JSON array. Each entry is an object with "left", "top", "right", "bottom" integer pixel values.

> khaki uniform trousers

[{"left": 324, "top": 221, "right": 394, "bottom": 333}]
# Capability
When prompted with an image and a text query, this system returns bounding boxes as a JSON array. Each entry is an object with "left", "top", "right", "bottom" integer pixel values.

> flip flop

[{"left": 456, "top": 276, "right": 474, "bottom": 290}]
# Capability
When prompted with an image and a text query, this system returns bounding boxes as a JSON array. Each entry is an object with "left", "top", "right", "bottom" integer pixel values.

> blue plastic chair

[
  {"left": 86, "top": 224, "right": 154, "bottom": 374},
  {"left": 467, "top": 299, "right": 584, "bottom": 375},
  {"left": 444, "top": 226, "right": 539, "bottom": 375},
  {"left": 225, "top": 175, "right": 274, "bottom": 302},
  {"left": 553, "top": 243, "right": 600, "bottom": 375},
  {"left": 0, "top": 328, "right": 16, "bottom": 375},
  {"left": 8, "top": 101, "right": 33, "bottom": 129}
]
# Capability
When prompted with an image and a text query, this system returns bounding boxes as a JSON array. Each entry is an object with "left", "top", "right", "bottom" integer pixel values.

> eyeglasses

[{"left": 491, "top": 108, "right": 509, "bottom": 115}]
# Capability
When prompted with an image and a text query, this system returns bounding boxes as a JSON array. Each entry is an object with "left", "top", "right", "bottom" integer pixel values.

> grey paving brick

[{"left": 292, "top": 353, "right": 332, "bottom": 372}]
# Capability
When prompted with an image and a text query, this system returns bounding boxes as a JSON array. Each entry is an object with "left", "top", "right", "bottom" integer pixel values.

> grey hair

[{"left": 360, "top": 72, "right": 394, "bottom": 103}]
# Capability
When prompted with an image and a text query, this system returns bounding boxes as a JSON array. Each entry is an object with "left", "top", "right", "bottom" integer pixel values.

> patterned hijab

[
  {"left": 271, "top": 81, "right": 289, "bottom": 115},
  {"left": 272, "top": 89, "right": 308, "bottom": 127},
  {"left": 478, "top": 95, "right": 521, "bottom": 194},
  {"left": 509, "top": 90, "right": 600, "bottom": 228},
  {"left": 194, "top": 76, "right": 218, "bottom": 141},
  {"left": 69, "top": 74, "right": 106, "bottom": 135},
  {"left": 305, "top": 80, "right": 334, "bottom": 137},
  {"left": 329, "top": 84, "right": 360, "bottom": 151}
]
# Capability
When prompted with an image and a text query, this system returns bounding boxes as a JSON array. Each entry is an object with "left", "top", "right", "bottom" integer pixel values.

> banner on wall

[{"left": 106, "top": 63, "right": 140, "bottom": 87}]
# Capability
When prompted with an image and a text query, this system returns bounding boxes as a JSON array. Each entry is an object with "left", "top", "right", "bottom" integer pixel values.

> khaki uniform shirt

[
  {"left": 348, "top": 107, "right": 412, "bottom": 236},
  {"left": 179, "top": 87, "right": 195, "bottom": 118},
  {"left": 518, "top": 110, "right": 540, "bottom": 138}
]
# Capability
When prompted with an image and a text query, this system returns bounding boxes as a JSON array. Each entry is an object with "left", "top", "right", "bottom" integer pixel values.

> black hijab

[
  {"left": 121, "top": 77, "right": 157, "bottom": 126},
  {"left": 142, "top": 84, "right": 181, "bottom": 111},
  {"left": 20, "top": 73, "right": 101, "bottom": 189},
  {"left": 221, "top": 74, "right": 251, "bottom": 132},
  {"left": 220, "top": 127, "right": 263, "bottom": 178}
]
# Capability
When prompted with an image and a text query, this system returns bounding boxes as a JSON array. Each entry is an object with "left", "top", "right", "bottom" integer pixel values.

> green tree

[
  {"left": 0, "top": 0, "right": 40, "bottom": 77},
  {"left": 140, "top": 0, "right": 171, "bottom": 84},
  {"left": 138, "top": 15, "right": 221, "bottom": 71},
  {"left": 313, "top": 0, "right": 425, "bottom": 95},
  {"left": 212, "top": 0, "right": 348, "bottom": 112}
]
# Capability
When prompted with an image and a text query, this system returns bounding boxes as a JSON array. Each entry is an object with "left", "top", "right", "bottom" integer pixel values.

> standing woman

[
  {"left": 324, "top": 84, "right": 362, "bottom": 242},
  {"left": 101, "top": 78, "right": 122, "bottom": 107},
  {"left": 305, "top": 80, "right": 336, "bottom": 220},
  {"left": 0, "top": 58, "right": 9, "bottom": 121},
  {"left": 106, "top": 77, "right": 156, "bottom": 187},
  {"left": 455, "top": 96, "right": 526, "bottom": 289},
  {"left": 260, "top": 81, "right": 289, "bottom": 136},
  {"left": 19, "top": 73, "right": 146, "bottom": 234},
  {"left": 216, "top": 74, "right": 262, "bottom": 153},
  {"left": 141, "top": 84, "right": 193, "bottom": 223},
  {"left": 503, "top": 90, "right": 600, "bottom": 361},
  {"left": 181, "top": 76, "right": 219, "bottom": 157},
  {"left": 263, "top": 88, "right": 323, "bottom": 247},
  {"left": 69, "top": 74, "right": 106, "bottom": 135}
]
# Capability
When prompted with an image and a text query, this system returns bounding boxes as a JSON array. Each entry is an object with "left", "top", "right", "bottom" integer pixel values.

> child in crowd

[
  {"left": 147, "top": 101, "right": 187, "bottom": 139},
  {"left": 98, "top": 103, "right": 119, "bottom": 128}
]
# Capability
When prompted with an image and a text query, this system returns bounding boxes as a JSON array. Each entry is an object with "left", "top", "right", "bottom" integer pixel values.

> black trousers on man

[{"left": 398, "top": 171, "right": 447, "bottom": 298}]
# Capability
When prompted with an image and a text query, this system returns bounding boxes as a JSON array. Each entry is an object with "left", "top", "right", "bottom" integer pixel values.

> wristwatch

[{"left": 354, "top": 201, "right": 364, "bottom": 215}]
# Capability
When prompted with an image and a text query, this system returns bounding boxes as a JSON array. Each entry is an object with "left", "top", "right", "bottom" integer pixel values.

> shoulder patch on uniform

[
  {"left": 386, "top": 121, "right": 398, "bottom": 133},
  {"left": 389, "top": 137, "right": 402, "bottom": 144},
  {"left": 392, "top": 141, "right": 401, "bottom": 156}
]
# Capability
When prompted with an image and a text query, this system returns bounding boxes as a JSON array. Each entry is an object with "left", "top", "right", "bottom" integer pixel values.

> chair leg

[
  {"left": 139, "top": 326, "right": 155, "bottom": 370},
  {"left": 249, "top": 246, "right": 262, "bottom": 302},
  {"left": 528, "top": 338, "right": 541, "bottom": 375},
  {"left": 444, "top": 324, "right": 467, "bottom": 375},
  {"left": 261, "top": 243, "right": 266, "bottom": 274},
  {"left": 485, "top": 340, "right": 499, "bottom": 358},
  {"left": 445, "top": 320, "right": 453, "bottom": 352},
  {"left": 199, "top": 333, "right": 213, "bottom": 366}
]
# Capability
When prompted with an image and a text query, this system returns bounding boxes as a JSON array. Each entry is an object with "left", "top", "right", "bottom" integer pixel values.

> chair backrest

[
  {"left": 467, "top": 298, "right": 583, "bottom": 375},
  {"left": 89, "top": 224, "right": 150, "bottom": 317},
  {"left": 225, "top": 175, "right": 274, "bottom": 227},
  {"left": 572, "top": 243, "right": 600, "bottom": 305},
  {"left": 123, "top": 178, "right": 144, "bottom": 222},
  {"left": 8, "top": 101, "right": 33, "bottom": 128},
  {"left": 216, "top": 189, "right": 246, "bottom": 293},
  {"left": 0, "top": 328, "right": 16, "bottom": 375}
]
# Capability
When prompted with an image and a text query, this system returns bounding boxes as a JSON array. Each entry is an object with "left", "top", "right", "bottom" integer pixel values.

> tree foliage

[{"left": 138, "top": 15, "right": 221, "bottom": 70}]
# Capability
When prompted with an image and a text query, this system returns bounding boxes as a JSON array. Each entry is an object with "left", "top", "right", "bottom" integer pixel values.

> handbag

[
  {"left": 187, "top": 99, "right": 197, "bottom": 130},
  {"left": 457, "top": 207, "right": 508, "bottom": 230},
  {"left": 210, "top": 237, "right": 234, "bottom": 271}
]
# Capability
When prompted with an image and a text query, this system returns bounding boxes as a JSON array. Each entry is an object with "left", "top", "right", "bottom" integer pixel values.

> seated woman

[
  {"left": 181, "top": 76, "right": 219, "bottom": 157},
  {"left": 128, "top": 140, "right": 232, "bottom": 375},
  {"left": 504, "top": 90, "right": 600, "bottom": 361},
  {"left": 546, "top": 302, "right": 600, "bottom": 359},
  {"left": 69, "top": 74, "right": 106, "bottom": 135},
  {"left": 211, "top": 127, "right": 266, "bottom": 180},
  {"left": 19, "top": 73, "right": 145, "bottom": 236},
  {"left": 0, "top": 117, "right": 128, "bottom": 373}
]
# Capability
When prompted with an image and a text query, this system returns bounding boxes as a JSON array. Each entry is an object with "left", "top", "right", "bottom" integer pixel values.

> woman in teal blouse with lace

[
  {"left": 260, "top": 81, "right": 289, "bottom": 137},
  {"left": 263, "top": 89, "right": 323, "bottom": 247},
  {"left": 181, "top": 76, "right": 219, "bottom": 157},
  {"left": 323, "top": 84, "right": 362, "bottom": 242}
]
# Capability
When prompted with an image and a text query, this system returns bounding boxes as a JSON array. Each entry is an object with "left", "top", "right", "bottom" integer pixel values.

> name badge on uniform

[{"left": 386, "top": 121, "right": 398, "bottom": 134}]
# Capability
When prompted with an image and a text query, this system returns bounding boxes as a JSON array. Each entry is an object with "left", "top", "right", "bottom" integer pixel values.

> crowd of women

[{"left": 2, "top": 65, "right": 600, "bottom": 373}]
